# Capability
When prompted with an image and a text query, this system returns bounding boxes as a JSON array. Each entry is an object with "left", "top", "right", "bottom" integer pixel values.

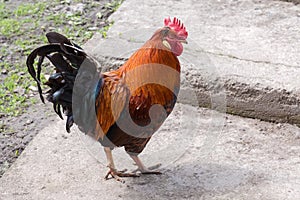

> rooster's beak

[{"left": 180, "top": 39, "right": 188, "bottom": 44}]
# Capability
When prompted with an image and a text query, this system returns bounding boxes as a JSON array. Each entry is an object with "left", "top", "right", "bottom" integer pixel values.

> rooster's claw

[{"left": 104, "top": 168, "right": 140, "bottom": 183}]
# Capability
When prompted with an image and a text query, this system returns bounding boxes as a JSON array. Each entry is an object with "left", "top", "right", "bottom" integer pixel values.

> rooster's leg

[
  {"left": 103, "top": 147, "right": 139, "bottom": 183},
  {"left": 130, "top": 155, "right": 162, "bottom": 174}
]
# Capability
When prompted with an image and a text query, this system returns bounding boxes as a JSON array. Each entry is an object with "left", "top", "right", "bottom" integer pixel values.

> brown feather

[
  {"left": 94, "top": 72, "right": 129, "bottom": 140},
  {"left": 95, "top": 29, "right": 181, "bottom": 154}
]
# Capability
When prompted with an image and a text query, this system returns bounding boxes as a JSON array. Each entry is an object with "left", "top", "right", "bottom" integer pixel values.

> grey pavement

[
  {"left": 1, "top": 104, "right": 300, "bottom": 200},
  {"left": 1, "top": 0, "right": 300, "bottom": 199}
]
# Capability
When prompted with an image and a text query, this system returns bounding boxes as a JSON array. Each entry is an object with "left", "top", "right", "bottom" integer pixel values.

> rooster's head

[{"left": 161, "top": 17, "right": 188, "bottom": 56}]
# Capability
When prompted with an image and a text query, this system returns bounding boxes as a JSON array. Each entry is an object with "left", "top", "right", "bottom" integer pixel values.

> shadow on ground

[{"left": 122, "top": 162, "right": 262, "bottom": 199}]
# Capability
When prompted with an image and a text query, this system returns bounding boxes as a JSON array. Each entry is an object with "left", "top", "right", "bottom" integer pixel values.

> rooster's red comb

[{"left": 164, "top": 17, "right": 188, "bottom": 39}]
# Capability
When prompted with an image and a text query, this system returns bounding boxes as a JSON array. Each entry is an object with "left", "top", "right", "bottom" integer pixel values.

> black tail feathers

[{"left": 26, "top": 32, "right": 99, "bottom": 133}]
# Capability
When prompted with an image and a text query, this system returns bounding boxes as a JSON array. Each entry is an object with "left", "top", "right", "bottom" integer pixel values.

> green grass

[
  {"left": 98, "top": 21, "right": 114, "bottom": 38},
  {"left": 13, "top": 3, "right": 46, "bottom": 17},
  {"left": 0, "top": 18, "right": 22, "bottom": 37},
  {"left": 0, "top": 0, "right": 123, "bottom": 117},
  {"left": 105, "top": 0, "right": 123, "bottom": 11},
  {"left": 0, "top": 62, "right": 32, "bottom": 116}
]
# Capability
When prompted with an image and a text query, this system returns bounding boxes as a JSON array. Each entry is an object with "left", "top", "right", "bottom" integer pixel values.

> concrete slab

[
  {"left": 0, "top": 104, "right": 300, "bottom": 199},
  {"left": 84, "top": 0, "right": 300, "bottom": 125}
]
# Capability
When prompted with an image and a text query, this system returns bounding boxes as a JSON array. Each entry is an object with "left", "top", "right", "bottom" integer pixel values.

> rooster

[{"left": 26, "top": 17, "right": 188, "bottom": 182}]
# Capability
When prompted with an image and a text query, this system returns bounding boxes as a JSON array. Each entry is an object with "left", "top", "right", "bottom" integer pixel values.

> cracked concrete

[{"left": 201, "top": 50, "right": 299, "bottom": 69}]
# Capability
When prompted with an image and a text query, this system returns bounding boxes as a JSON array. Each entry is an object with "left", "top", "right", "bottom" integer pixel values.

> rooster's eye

[{"left": 161, "top": 28, "right": 170, "bottom": 36}]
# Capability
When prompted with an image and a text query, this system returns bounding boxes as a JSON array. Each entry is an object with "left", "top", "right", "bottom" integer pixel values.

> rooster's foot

[
  {"left": 132, "top": 163, "right": 162, "bottom": 174},
  {"left": 104, "top": 168, "right": 139, "bottom": 183}
]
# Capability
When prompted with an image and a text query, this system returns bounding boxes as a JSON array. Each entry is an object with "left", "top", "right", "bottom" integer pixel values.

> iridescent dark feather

[{"left": 26, "top": 32, "right": 88, "bottom": 133}]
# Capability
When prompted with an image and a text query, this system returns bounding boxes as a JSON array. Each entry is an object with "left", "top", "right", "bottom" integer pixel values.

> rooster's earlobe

[{"left": 162, "top": 40, "right": 171, "bottom": 49}]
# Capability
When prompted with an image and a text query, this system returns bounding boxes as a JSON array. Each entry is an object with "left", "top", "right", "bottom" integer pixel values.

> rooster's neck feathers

[{"left": 117, "top": 28, "right": 180, "bottom": 75}]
